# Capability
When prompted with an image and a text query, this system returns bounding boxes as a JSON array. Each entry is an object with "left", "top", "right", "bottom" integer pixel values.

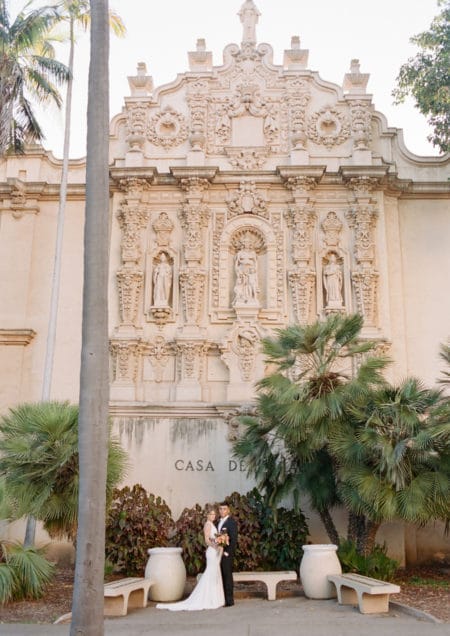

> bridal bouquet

[{"left": 215, "top": 529, "right": 229, "bottom": 546}]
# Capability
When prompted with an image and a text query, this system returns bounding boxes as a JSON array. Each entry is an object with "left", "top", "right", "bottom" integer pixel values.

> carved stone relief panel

[
  {"left": 110, "top": 339, "right": 143, "bottom": 383},
  {"left": 144, "top": 336, "right": 173, "bottom": 383},
  {"left": 147, "top": 106, "right": 188, "bottom": 149},
  {"left": 306, "top": 106, "right": 351, "bottom": 148},
  {"left": 116, "top": 267, "right": 144, "bottom": 327},
  {"left": 226, "top": 181, "right": 268, "bottom": 219}
]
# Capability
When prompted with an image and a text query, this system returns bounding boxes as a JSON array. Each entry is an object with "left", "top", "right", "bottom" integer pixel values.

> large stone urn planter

[
  {"left": 300, "top": 544, "right": 341, "bottom": 599},
  {"left": 145, "top": 547, "right": 187, "bottom": 602}
]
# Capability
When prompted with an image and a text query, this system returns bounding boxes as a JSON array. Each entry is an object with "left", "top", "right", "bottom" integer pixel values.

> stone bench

[
  {"left": 233, "top": 570, "right": 297, "bottom": 600},
  {"left": 327, "top": 573, "right": 400, "bottom": 614},
  {"left": 104, "top": 577, "right": 154, "bottom": 616}
]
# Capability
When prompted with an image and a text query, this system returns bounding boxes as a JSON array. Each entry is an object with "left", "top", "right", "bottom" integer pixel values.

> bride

[{"left": 156, "top": 507, "right": 225, "bottom": 611}]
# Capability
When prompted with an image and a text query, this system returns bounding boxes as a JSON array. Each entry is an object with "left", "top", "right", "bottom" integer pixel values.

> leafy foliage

[
  {"left": 0, "top": 1, "right": 70, "bottom": 154},
  {"left": 0, "top": 541, "right": 55, "bottom": 603},
  {"left": 0, "top": 401, "right": 127, "bottom": 541},
  {"left": 105, "top": 485, "right": 174, "bottom": 576},
  {"left": 173, "top": 489, "right": 309, "bottom": 575},
  {"left": 393, "top": 0, "right": 450, "bottom": 153},
  {"left": 233, "top": 314, "right": 450, "bottom": 555},
  {"left": 173, "top": 503, "right": 209, "bottom": 576},
  {"left": 337, "top": 539, "right": 398, "bottom": 581},
  {"left": 246, "top": 489, "right": 308, "bottom": 570},
  {"left": 234, "top": 313, "right": 389, "bottom": 550}
]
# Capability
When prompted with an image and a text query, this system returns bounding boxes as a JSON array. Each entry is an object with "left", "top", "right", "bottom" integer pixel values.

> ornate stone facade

[{"left": 1, "top": 1, "right": 449, "bottom": 561}]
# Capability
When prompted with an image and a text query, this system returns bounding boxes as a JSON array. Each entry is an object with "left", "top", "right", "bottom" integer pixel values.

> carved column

[
  {"left": 344, "top": 176, "right": 380, "bottom": 327},
  {"left": 281, "top": 170, "right": 323, "bottom": 324},
  {"left": 115, "top": 177, "right": 152, "bottom": 333},
  {"left": 171, "top": 169, "right": 216, "bottom": 401},
  {"left": 175, "top": 173, "right": 215, "bottom": 332}
]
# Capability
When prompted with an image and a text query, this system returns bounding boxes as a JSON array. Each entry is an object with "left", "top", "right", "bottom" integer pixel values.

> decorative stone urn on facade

[
  {"left": 299, "top": 544, "right": 342, "bottom": 599},
  {"left": 145, "top": 547, "right": 187, "bottom": 601}
]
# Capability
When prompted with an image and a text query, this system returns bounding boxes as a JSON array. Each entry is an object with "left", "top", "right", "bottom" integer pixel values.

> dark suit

[{"left": 218, "top": 515, "right": 238, "bottom": 605}]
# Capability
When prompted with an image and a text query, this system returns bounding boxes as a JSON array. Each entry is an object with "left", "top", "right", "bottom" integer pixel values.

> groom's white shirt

[{"left": 218, "top": 515, "right": 229, "bottom": 532}]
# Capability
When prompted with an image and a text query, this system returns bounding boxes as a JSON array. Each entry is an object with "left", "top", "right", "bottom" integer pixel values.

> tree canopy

[{"left": 393, "top": 0, "right": 450, "bottom": 154}]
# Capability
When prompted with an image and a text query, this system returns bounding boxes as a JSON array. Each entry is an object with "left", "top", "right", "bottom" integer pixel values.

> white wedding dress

[{"left": 156, "top": 521, "right": 225, "bottom": 611}]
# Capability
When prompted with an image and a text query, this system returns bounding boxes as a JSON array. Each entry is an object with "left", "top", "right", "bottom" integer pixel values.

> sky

[{"left": 9, "top": 0, "right": 443, "bottom": 158}]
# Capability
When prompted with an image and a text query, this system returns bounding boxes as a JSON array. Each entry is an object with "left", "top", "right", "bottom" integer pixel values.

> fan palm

[
  {"left": 234, "top": 313, "right": 389, "bottom": 545},
  {"left": 332, "top": 378, "right": 450, "bottom": 553},
  {"left": 0, "top": 401, "right": 127, "bottom": 541},
  {"left": 0, "top": 0, "right": 69, "bottom": 154}
]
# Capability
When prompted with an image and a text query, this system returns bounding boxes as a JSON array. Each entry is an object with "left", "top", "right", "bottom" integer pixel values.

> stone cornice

[
  {"left": 170, "top": 167, "right": 218, "bottom": 182},
  {"left": 0, "top": 329, "right": 36, "bottom": 346},
  {"left": 109, "top": 402, "right": 240, "bottom": 419},
  {"left": 109, "top": 167, "right": 157, "bottom": 191}
]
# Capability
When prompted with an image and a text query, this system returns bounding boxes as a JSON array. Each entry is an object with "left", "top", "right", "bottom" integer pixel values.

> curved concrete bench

[
  {"left": 233, "top": 570, "right": 297, "bottom": 600},
  {"left": 104, "top": 577, "right": 154, "bottom": 616},
  {"left": 327, "top": 573, "right": 400, "bottom": 614}
]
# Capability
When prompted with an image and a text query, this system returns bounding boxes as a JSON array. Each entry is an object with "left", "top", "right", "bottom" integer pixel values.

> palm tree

[
  {"left": 41, "top": 0, "right": 125, "bottom": 403},
  {"left": 0, "top": 0, "right": 69, "bottom": 154},
  {"left": 333, "top": 378, "right": 450, "bottom": 553},
  {"left": 233, "top": 313, "right": 389, "bottom": 546},
  {"left": 0, "top": 401, "right": 127, "bottom": 541},
  {"left": 70, "top": 0, "right": 110, "bottom": 631}
]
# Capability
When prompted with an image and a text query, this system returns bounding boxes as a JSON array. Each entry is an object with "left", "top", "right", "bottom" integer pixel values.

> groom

[{"left": 217, "top": 502, "right": 238, "bottom": 607}]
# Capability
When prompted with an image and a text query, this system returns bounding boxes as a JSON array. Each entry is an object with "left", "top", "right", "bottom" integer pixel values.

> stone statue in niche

[
  {"left": 323, "top": 253, "right": 343, "bottom": 309},
  {"left": 233, "top": 236, "right": 259, "bottom": 305},
  {"left": 153, "top": 253, "right": 172, "bottom": 307}
]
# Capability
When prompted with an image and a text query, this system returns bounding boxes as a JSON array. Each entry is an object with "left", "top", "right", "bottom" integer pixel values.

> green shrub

[
  {"left": 105, "top": 485, "right": 174, "bottom": 576},
  {"left": 222, "top": 491, "right": 262, "bottom": 571},
  {"left": 247, "top": 489, "right": 308, "bottom": 570},
  {"left": 173, "top": 504, "right": 209, "bottom": 576},
  {"left": 337, "top": 539, "right": 398, "bottom": 581},
  {"left": 173, "top": 489, "right": 309, "bottom": 575},
  {"left": 0, "top": 541, "right": 55, "bottom": 603}
]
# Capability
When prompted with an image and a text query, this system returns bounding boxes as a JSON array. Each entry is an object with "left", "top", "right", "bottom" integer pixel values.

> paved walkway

[{"left": 1, "top": 597, "right": 447, "bottom": 636}]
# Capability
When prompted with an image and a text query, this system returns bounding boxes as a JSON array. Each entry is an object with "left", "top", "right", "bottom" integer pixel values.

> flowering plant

[{"left": 215, "top": 529, "right": 229, "bottom": 546}]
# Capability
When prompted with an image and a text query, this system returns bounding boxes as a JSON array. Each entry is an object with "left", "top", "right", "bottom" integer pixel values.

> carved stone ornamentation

[
  {"left": 321, "top": 211, "right": 343, "bottom": 249},
  {"left": 117, "top": 201, "right": 149, "bottom": 264},
  {"left": 286, "top": 205, "right": 316, "bottom": 265},
  {"left": 227, "top": 181, "right": 268, "bottom": 218},
  {"left": 346, "top": 204, "right": 378, "bottom": 264},
  {"left": 288, "top": 269, "right": 316, "bottom": 325},
  {"left": 351, "top": 267, "right": 379, "bottom": 326},
  {"left": 187, "top": 92, "right": 208, "bottom": 150},
  {"left": 348, "top": 100, "right": 372, "bottom": 150},
  {"left": 145, "top": 336, "right": 171, "bottom": 382},
  {"left": 110, "top": 339, "right": 142, "bottom": 382},
  {"left": 175, "top": 340, "right": 209, "bottom": 382},
  {"left": 147, "top": 106, "right": 188, "bottom": 149},
  {"left": 152, "top": 212, "right": 174, "bottom": 247},
  {"left": 117, "top": 177, "right": 152, "bottom": 195},
  {"left": 179, "top": 203, "right": 210, "bottom": 263},
  {"left": 116, "top": 267, "right": 144, "bottom": 326},
  {"left": 307, "top": 106, "right": 350, "bottom": 148},
  {"left": 179, "top": 268, "right": 207, "bottom": 325},
  {"left": 126, "top": 103, "right": 148, "bottom": 149},
  {"left": 225, "top": 147, "right": 267, "bottom": 170},
  {"left": 287, "top": 91, "right": 311, "bottom": 149}
]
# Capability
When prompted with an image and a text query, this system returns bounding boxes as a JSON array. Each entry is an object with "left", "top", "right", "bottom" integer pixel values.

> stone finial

[
  {"left": 283, "top": 35, "right": 309, "bottom": 70},
  {"left": 238, "top": 0, "right": 261, "bottom": 44},
  {"left": 343, "top": 59, "right": 370, "bottom": 94},
  {"left": 127, "top": 62, "right": 153, "bottom": 97},
  {"left": 188, "top": 38, "right": 213, "bottom": 71}
]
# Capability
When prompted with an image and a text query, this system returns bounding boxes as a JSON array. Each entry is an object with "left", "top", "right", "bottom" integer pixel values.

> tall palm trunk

[
  {"left": 70, "top": 1, "right": 109, "bottom": 633},
  {"left": 318, "top": 508, "right": 339, "bottom": 546}
]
